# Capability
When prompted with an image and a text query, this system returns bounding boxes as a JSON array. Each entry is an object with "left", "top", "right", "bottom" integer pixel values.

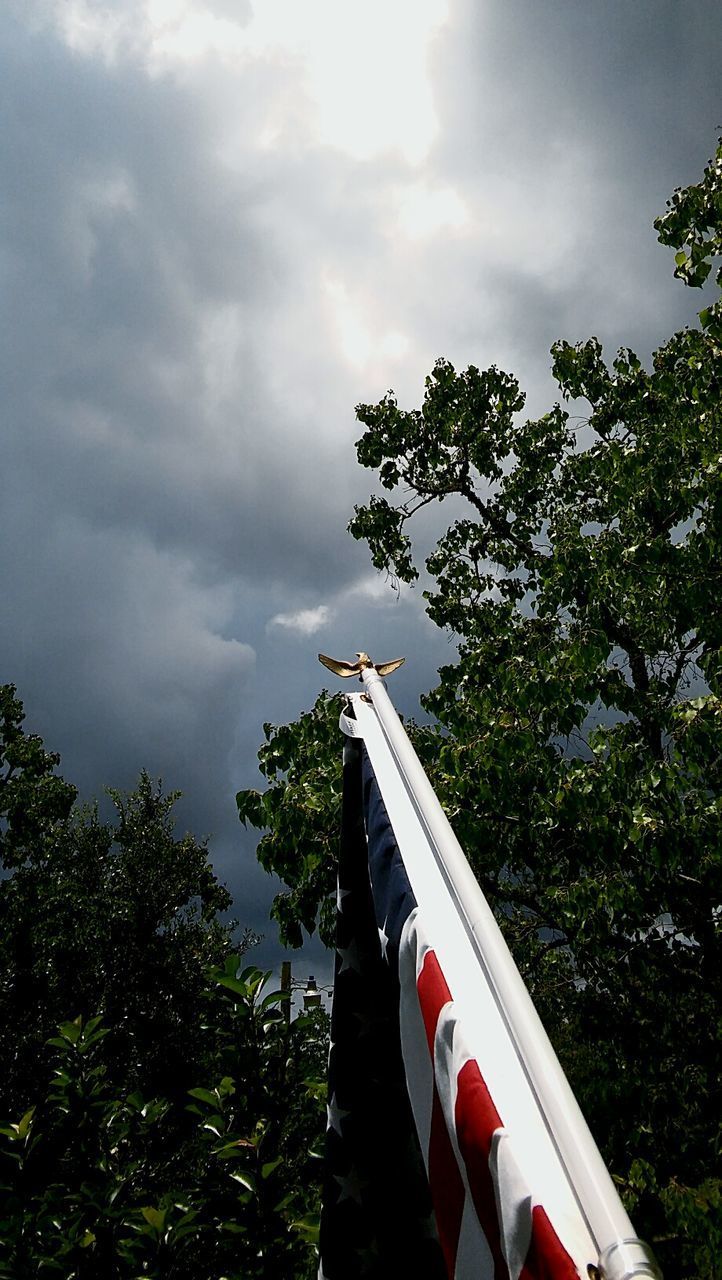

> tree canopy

[
  {"left": 238, "top": 138, "right": 722, "bottom": 1277},
  {"left": 0, "top": 682, "right": 235, "bottom": 1110},
  {"left": 0, "top": 685, "right": 326, "bottom": 1278}
]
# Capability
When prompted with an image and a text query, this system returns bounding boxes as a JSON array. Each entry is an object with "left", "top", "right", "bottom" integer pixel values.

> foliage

[
  {"left": 237, "top": 696, "right": 345, "bottom": 950},
  {"left": 237, "top": 139, "right": 722, "bottom": 1275},
  {"left": 0, "top": 968, "right": 326, "bottom": 1279},
  {"left": 0, "top": 692, "right": 239, "bottom": 1110},
  {"left": 0, "top": 683, "right": 77, "bottom": 872},
  {"left": 0, "top": 687, "right": 326, "bottom": 1277}
]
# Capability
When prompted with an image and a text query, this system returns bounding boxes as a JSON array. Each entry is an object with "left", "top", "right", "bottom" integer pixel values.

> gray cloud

[
  {"left": 2, "top": 11, "right": 369, "bottom": 592},
  {"left": 1, "top": 0, "right": 720, "bottom": 971},
  {"left": 428, "top": 0, "right": 721, "bottom": 371}
]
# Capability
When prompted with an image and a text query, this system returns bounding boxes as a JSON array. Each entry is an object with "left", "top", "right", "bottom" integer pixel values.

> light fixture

[{"left": 303, "top": 975, "right": 322, "bottom": 1010}]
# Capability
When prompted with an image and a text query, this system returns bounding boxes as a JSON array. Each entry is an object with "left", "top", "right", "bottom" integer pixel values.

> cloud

[
  {"left": 0, "top": 501, "right": 254, "bottom": 811},
  {"left": 393, "top": 181, "right": 469, "bottom": 242},
  {"left": 1, "top": 0, "right": 720, "bottom": 970},
  {"left": 268, "top": 605, "right": 333, "bottom": 637},
  {"left": 34, "top": 0, "right": 449, "bottom": 162}
]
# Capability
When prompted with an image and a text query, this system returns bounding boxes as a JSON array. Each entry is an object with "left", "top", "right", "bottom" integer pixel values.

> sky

[{"left": 2, "top": 0, "right": 720, "bottom": 978}]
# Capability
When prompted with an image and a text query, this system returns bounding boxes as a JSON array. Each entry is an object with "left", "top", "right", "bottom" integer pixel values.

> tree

[
  {"left": 0, "top": 683, "right": 77, "bottom": 872},
  {"left": 0, "top": 688, "right": 327, "bottom": 1277},
  {"left": 238, "top": 139, "right": 722, "bottom": 1276},
  {"left": 0, "top": 686, "right": 243, "bottom": 1111},
  {"left": 0, "top": 970, "right": 327, "bottom": 1280}
]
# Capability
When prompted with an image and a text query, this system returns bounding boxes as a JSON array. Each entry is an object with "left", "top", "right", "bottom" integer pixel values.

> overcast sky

[{"left": 2, "top": 0, "right": 720, "bottom": 974}]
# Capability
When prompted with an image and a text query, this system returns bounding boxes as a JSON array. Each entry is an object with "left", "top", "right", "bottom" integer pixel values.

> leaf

[
  {"left": 215, "top": 975, "right": 252, "bottom": 999},
  {"left": 140, "top": 1206, "right": 166, "bottom": 1232},
  {"left": 290, "top": 1212, "right": 320, "bottom": 1244},
  {"left": 260, "top": 990, "right": 289, "bottom": 1011},
  {"left": 57, "top": 1019, "right": 82, "bottom": 1045},
  {"left": 230, "top": 1171, "right": 257, "bottom": 1193},
  {"left": 13, "top": 1109, "right": 35, "bottom": 1141},
  {"left": 187, "top": 1087, "right": 218, "bottom": 1107}
]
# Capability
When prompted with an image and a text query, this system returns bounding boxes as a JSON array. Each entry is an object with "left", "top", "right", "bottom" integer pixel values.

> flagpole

[{"left": 358, "top": 663, "right": 660, "bottom": 1280}]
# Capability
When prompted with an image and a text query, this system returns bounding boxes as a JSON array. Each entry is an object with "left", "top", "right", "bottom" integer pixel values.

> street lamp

[
  {"left": 302, "top": 975, "right": 322, "bottom": 1010},
  {"left": 280, "top": 962, "right": 333, "bottom": 1022}
]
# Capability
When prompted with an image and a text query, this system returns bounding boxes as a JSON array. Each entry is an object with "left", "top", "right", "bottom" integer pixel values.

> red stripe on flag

[
  {"left": 417, "top": 947, "right": 452, "bottom": 1055},
  {"left": 455, "top": 1058, "right": 508, "bottom": 1278},
  {"left": 418, "top": 950, "right": 465, "bottom": 1278},
  {"left": 429, "top": 1088, "right": 466, "bottom": 1277},
  {"left": 520, "top": 1206, "right": 580, "bottom": 1280}
]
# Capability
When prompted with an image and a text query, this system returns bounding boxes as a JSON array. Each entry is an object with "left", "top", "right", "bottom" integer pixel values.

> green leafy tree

[
  {"left": 0, "top": 971, "right": 326, "bottom": 1279},
  {"left": 0, "top": 689, "right": 326, "bottom": 1276},
  {"left": 181, "top": 961, "right": 327, "bottom": 1278},
  {"left": 238, "top": 140, "right": 722, "bottom": 1276},
  {"left": 0, "top": 683, "right": 77, "bottom": 871},
  {"left": 0, "top": 685, "right": 249, "bottom": 1111}
]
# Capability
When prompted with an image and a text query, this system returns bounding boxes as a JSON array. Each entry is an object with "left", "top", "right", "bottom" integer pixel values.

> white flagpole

[{"left": 358, "top": 663, "right": 661, "bottom": 1280}]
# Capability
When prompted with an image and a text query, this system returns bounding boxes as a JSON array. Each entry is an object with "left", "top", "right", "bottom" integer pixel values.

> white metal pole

[{"left": 359, "top": 664, "right": 661, "bottom": 1280}]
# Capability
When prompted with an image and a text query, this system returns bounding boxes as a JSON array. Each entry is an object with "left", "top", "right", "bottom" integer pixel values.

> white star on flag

[
  {"left": 326, "top": 1091, "right": 350, "bottom": 1136},
  {"left": 378, "top": 916, "right": 390, "bottom": 961},
  {"left": 334, "top": 1164, "right": 367, "bottom": 1204},
  {"left": 337, "top": 937, "right": 361, "bottom": 974}
]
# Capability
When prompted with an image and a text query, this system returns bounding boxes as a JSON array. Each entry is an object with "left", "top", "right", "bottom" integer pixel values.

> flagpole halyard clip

[{"left": 339, "top": 702, "right": 365, "bottom": 739}]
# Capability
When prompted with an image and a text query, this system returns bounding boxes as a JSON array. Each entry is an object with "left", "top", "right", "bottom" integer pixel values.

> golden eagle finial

[{"left": 318, "top": 652, "right": 405, "bottom": 680}]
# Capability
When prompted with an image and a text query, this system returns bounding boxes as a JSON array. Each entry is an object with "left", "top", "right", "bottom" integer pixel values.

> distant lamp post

[
  {"left": 282, "top": 965, "right": 332, "bottom": 1021},
  {"left": 303, "top": 975, "right": 322, "bottom": 1010}
]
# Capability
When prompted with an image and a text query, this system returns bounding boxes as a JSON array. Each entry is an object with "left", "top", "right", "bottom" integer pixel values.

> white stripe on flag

[
  {"left": 489, "top": 1130, "right": 533, "bottom": 1280},
  {"left": 399, "top": 910, "right": 434, "bottom": 1161},
  {"left": 455, "top": 1195, "right": 494, "bottom": 1280}
]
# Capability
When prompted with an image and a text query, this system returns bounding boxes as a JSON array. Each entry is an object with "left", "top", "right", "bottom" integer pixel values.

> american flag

[
  {"left": 318, "top": 732, "right": 594, "bottom": 1280},
  {"left": 319, "top": 736, "right": 446, "bottom": 1278}
]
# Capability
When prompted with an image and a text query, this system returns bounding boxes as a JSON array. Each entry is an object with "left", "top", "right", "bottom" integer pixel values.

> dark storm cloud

[
  {"left": 433, "top": 0, "right": 722, "bottom": 203},
  {"left": 1, "top": 0, "right": 720, "bottom": 969},
  {"left": 0, "top": 16, "right": 367, "bottom": 592},
  {"left": 0, "top": 3, "right": 404, "bottom": 963},
  {"left": 426, "top": 0, "right": 721, "bottom": 391}
]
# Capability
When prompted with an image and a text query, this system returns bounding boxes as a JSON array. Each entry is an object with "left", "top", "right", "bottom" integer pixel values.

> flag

[
  {"left": 319, "top": 736, "right": 446, "bottom": 1279},
  {"left": 318, "top": 729, "right": 597, "bottom": 1280}
]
